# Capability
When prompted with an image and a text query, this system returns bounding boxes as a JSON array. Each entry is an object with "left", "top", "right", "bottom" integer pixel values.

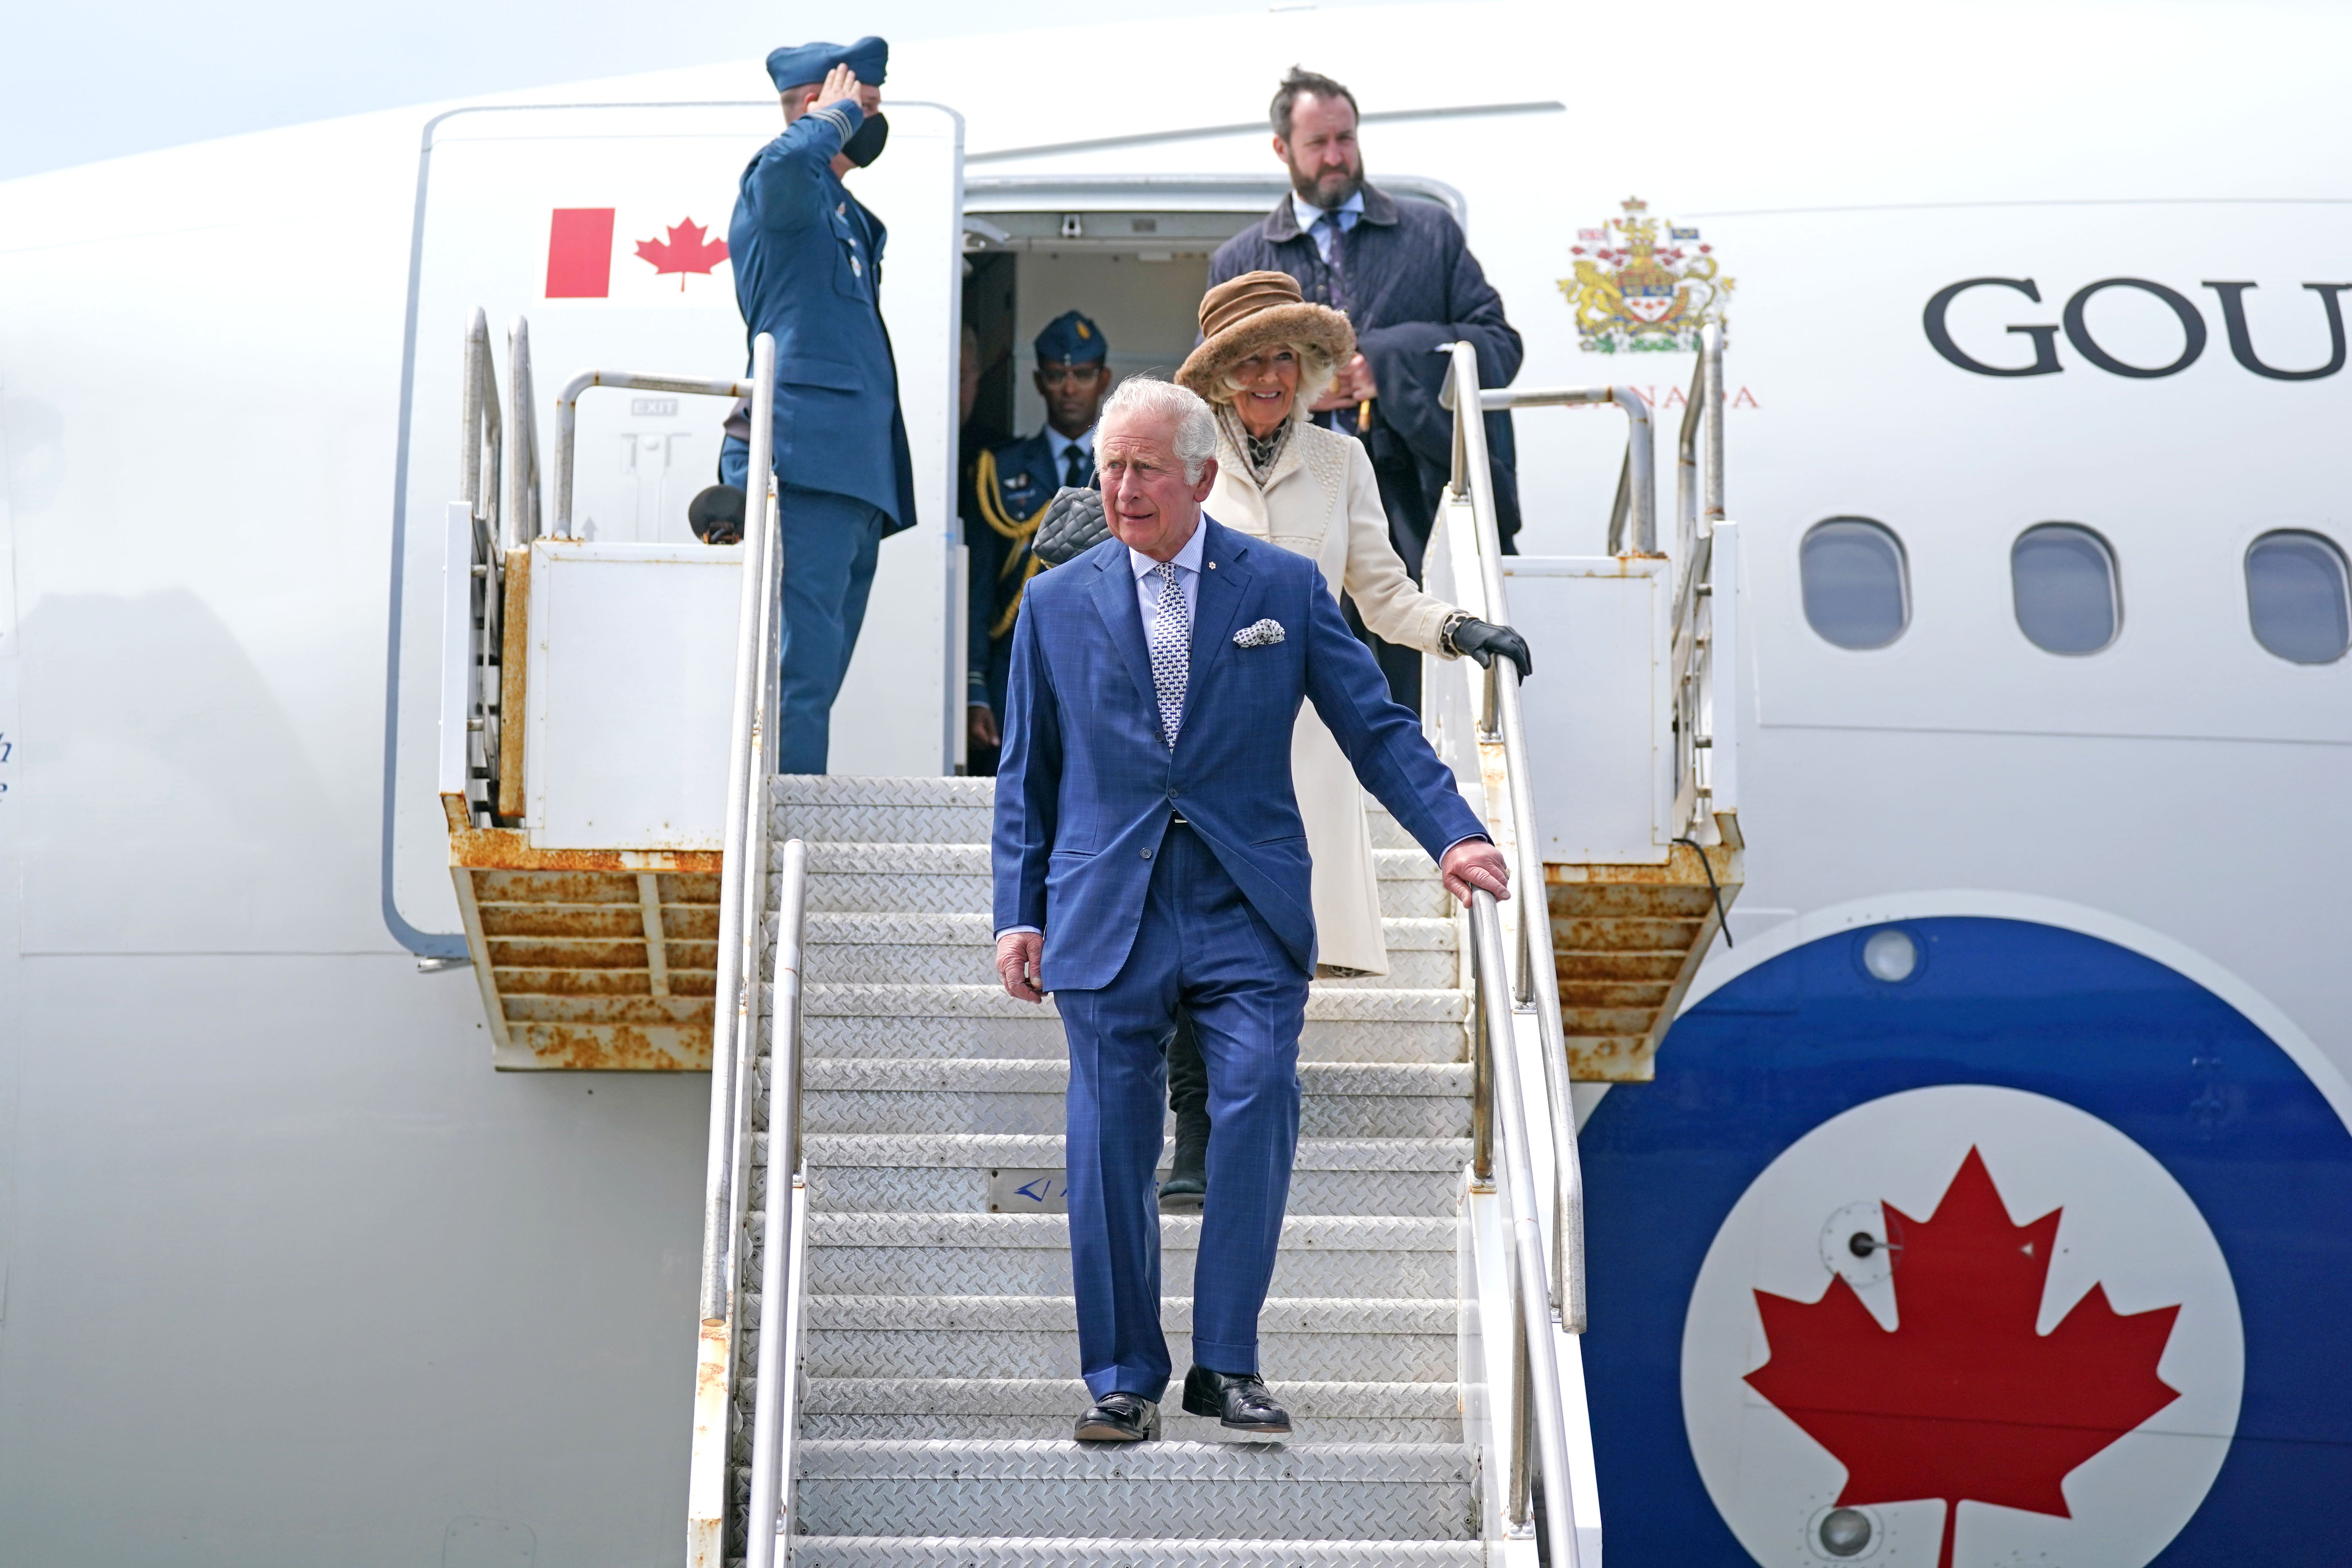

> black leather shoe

[
  {"left": 1158, "top": 1105, "right": 1210, "bottom": 1212},
  {"left": 1157, "top": 1171, "right": 1205, "bottom": 1212},
  {"left": 1181, "top": 1365, "right": 1292, "bottom": 1437},
  {"left": 1074, "top": 1391, "right": 1161, "bottom": 1443}
]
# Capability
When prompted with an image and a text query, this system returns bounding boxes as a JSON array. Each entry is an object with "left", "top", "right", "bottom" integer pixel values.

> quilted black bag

[{"left": 1031, "top": 486, "right": 1110, "bottom": 566}]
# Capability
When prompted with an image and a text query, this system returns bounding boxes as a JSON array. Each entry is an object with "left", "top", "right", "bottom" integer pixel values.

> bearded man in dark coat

[{"left": 1208, "top": 66, "right": 1524, "bottom": 710}]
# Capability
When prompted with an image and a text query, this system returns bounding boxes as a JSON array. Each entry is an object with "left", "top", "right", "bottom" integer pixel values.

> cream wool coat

[{"left": 1206, "top": 418, "right": 1464, "bottom": 975}]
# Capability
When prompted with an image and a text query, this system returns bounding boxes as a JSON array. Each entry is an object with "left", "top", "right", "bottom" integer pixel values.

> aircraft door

[{"left": 387, "top": 100, "right": 965, "bottom": 951}]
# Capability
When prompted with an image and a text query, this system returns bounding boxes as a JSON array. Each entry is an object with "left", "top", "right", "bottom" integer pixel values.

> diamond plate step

[
  {"left": 803, "top": 1014, "right": 1463, "bottom": 1064},
  {"left": 806, "top": 1214, "right": 1455, "bottom": 1300},
  {"left": 776, "top": 776, "right": 999, "bottom": 806},
  {"left": 803, "top": 1296, "right": 1455, "bottom": 1382},
  {"left": 797, "top": 1377, "right": 1461, "bottom": 1443},
  {"left": 799, "top": 914, "right": 1460, "bottom": 990},
  {"left": 788, "top": 848, "right": 1446, "bottom": 918},
  {"left": 795, "top": 1537, "right": 1485, "bottom": 1564},
  {"left": 801, "top": 1059, "right": 1471, "bottom": 1139},
  {"left": 793, "top": 1441, "right": 1477, "bottom": 1541},
  {"left": 799, "top": 984, "right": 1468, "bottom": 1025},
  {"left": 800, "top": 1134, "right": 1468, "bottom": 1216}
]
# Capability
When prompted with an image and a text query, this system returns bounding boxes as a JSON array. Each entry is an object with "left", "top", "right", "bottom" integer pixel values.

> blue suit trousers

[
  {"left": 1055, "top": 822, "right": 1308, "bottom": 1401},
  {"left": 721, "top": 452, "right": 886, "bottom": 774}
]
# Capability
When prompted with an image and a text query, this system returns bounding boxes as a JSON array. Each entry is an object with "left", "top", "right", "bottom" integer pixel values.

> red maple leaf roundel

[
  {"left": 1744, "top": 1147, "right": 2182, "bottom": 1568},
  {"left": 634, "top": 218, "right": 730, "bottom": 290}
]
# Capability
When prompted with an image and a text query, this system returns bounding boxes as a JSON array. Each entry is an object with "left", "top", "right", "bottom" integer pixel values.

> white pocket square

[{"left": 1234, "top": 618, "right": 1287, "bottom": 648}]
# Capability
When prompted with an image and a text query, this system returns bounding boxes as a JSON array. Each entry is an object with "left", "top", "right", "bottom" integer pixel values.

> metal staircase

[
  {"left": 431, "top": 314, "right": 1716, "bottom": 1566},
  {"left": 766, "top": 775, "right": 1484, "bottom": 1563},
  {"left": 682, "top": 357, "right": 1598, "bottom": 1567}
]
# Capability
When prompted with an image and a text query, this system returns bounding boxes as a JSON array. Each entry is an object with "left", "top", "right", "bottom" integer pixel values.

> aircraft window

[
  {"left": 1799, "top": 518, "right": 1909, "bottom": 649},
  {"left": 2011, "top": 523, "right": 2120, "bottom": 654},
  {"left": 2244, "top": 530, "right": 2350, "bottom": 664}
]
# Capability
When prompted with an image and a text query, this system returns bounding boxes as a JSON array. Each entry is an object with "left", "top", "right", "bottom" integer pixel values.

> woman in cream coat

[
  {"left": 1174, "top": 270, "right": 1531, "bottom": 976},
  {"left": 1152, "top": 272, "right": 1530, "bottom": 1207}
]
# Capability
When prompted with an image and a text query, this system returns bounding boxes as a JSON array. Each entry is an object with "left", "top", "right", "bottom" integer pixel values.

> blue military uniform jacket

[
  {"left": 729, "top": 100, "right": 918, "bottom": 535},
  {"left": 965, "top": 430, "right": 1061, "bottom": 716}
]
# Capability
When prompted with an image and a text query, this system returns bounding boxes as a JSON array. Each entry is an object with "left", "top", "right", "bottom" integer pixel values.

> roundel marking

[
  {"left": 1682, "top": 1086, "right": 2241, "bottom": 1568},
  {"left": 1575, "top": 916, "right": 2352, "bottom": 1568}
]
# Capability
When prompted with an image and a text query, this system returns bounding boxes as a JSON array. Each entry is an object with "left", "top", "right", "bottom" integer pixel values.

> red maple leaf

[
  {"left": 633, "top": 218, "right": 729, "bottom": 290},
  {"left": 1744, "top": 1148, "right": 2181, "bottom": 1568}
]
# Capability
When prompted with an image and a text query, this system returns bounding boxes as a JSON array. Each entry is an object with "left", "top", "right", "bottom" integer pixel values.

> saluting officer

[
  {"left": 721, "top": 36, "right": 917, "bottom": 775},
  {"left": 964, "top": 310, "right": 1115, "bottom": 769}
]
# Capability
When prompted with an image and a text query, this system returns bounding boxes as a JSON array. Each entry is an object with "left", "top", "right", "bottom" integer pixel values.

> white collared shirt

[
  {"left": 1129, "top": 518, "right": 1206, "bottom": 631},
  {"left": 1044, "top": 424, "right": 1095, "bottom": 487},
  {"left": 1292, "top": 189, "right": 1366, "bottom": 263}
]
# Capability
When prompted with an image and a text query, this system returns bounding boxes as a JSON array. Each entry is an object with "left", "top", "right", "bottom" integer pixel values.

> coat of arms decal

[{"left": 1560, "top": 198, "right": 1734, "bottom": 353}]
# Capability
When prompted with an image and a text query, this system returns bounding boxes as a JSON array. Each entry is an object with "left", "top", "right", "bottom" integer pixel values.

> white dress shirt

[
  {"left": 1291, "top": 189, "right": 1365, "bottom": 263},
  {"left": 1045, "top": 425, "right": 1095, "bottom": 488}
]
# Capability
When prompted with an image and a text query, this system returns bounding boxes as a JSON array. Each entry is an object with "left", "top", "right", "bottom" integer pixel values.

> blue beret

[
  {"left": 1034, "top": 310, "right": 1108, "bottom": 365},
  {"left": 765, "top": 36, "right": 888, "bottom": 92}
]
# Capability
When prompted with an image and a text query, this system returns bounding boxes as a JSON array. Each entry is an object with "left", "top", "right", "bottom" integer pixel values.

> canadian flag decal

[
  {"left": 544, "top": 209, "right": 616, "bottom": 298},
  {"left": 635, "top": 219, "right": 729, "bottom": 289}
]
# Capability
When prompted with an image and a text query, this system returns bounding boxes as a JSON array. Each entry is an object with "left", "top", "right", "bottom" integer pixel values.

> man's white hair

[{"left": 1100, "top": 376, "right": 1219, "bottom": 482}]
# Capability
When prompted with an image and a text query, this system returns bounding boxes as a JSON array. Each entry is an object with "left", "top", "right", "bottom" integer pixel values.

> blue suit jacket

[
  {"left": 992, "top": 516, "right": 1487, "bottom": 992},
  {"left": 728, "top": 102, "right": 918, "bottom": 534}
]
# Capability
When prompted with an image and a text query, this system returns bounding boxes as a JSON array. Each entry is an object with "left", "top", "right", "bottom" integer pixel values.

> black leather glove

[
  {"left": 1448, "top": 616, "right": 1533, "bottom": 681},
  {"left": 1031, "top": 486, "right": 1110, "bottom": 566},
  {"left": 688, "top": 484, "right": 746, "bottom": 544}
]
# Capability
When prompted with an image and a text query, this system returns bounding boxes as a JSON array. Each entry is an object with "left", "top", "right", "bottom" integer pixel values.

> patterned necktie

[
  {"left": 1147, "top": 560, "right": 1189, "bottom": 748},
  {"left": 1314, "top": 212, "right": 1348, "bottom": 312},
  {"left": 1062, "top": 444, "right": 1089, "bottom": 489}
]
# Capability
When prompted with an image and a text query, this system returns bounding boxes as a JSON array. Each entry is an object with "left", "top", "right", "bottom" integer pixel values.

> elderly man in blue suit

[
  {"left": 991, "top": 377, "right": 1510, "bottom": 1442},
  {"left": 721, "top": 36, "right": 918, "bottom": 773}
]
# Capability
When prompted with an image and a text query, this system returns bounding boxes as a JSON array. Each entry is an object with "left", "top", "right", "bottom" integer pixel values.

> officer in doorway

[
  {"left": 720, "top": 35, "right": 918, "bottom": 774},
  {"left": 964, "top": 310, "right": 1114, "bottom": 771}
]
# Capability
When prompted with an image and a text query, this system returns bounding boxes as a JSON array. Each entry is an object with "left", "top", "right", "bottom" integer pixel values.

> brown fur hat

[{"left": 1176, "top": 270, "right": 1355, "bottom": 400}]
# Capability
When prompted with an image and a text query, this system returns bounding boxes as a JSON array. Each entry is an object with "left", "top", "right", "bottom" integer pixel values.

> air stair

[{"left": 440, "top": 319, "right": 1742, "bottom": 1567}]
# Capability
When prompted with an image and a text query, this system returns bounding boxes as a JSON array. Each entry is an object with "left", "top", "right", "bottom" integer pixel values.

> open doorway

[{"left": 960, "top": 203, "right": 1263, "bottom": 445}]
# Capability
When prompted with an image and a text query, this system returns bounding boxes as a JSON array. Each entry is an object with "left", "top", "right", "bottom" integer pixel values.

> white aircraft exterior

[{"left": 0, "top": 2, "right": 2345, "bottom": 1563}]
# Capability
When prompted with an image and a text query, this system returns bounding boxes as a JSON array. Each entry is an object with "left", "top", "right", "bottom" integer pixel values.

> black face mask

[{"left": 842, "top": 111, "right": 889, "bottom": 168}]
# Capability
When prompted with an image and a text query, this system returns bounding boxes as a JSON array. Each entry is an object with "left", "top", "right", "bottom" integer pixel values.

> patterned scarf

[{"left": 1218, "top": 405, "right": 1296, "bottom": 487}]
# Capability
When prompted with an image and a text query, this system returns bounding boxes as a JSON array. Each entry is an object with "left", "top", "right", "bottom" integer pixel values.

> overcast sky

[{"left": 1, "top": 0, "right": 1332, "bottom": 182}]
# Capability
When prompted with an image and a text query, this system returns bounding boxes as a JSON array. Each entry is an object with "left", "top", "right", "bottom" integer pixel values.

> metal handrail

[
  {"left": 504, "top": 317, "right": 543, "bottom": 549},
  {"left": 745, "top": 838, "right": 810, "bottom": 1568},
  {"left": 1441, "top": 343, "right": 1590, "bottom": 1332},
  {"left": 1668, "top": 326, "right": 1728, "bottom": 841},
  {"left": 697, "top": 333, "right": 779, "bottom": 1324},
  {"left": 1469, "top": 891, "right": 1583, "bottom": 1568},
  {"left": 460, "top": 309, "right": 503, "bottom": 526},
  {"left": 552, "top": 368, "right": 763, "bottom": 538},
  {"left": 1672, "top": 324, "right": 1724, "bottom": 635},
  {"left": 1447, "top": 381, "right": 1656, "bottom": 554},
  {"left": 453, "top": 310, "right": 506, "bottom": 828},
  {"left": 1439, "top": 341, "right": 1589, "bottom": 1563}
]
